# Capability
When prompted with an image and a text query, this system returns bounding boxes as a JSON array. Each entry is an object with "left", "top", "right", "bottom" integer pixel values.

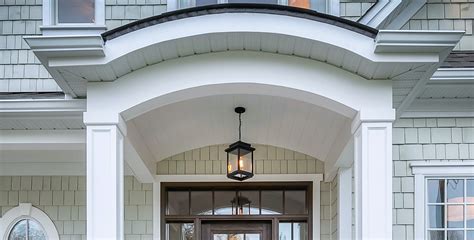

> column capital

[
  {"left": 83, "top": 111, "right": 127, "bottom": 136},
  {"left": 351, "top": 108, "right": 395, "bottom": 133}
]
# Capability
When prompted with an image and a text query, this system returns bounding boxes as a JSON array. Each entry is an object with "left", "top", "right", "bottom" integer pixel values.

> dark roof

[
  {"left": 441, "top": 51, "right": 474, "bottom": 68},
  {"left": 102, "top": 3, "right": 378, "bottom": 41}
]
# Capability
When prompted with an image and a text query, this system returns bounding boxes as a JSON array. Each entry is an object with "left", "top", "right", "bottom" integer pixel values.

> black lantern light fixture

[{"left": 226, "top": 107, "right": 255, "bottom": 181}]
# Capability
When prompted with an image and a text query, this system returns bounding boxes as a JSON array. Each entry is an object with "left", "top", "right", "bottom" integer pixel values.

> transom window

[
  {"left": 8, "top": 218, "right": 46, "bottom": 240},
  {"left": 426, "top": 178, "right": 474, "bottom": 240}
]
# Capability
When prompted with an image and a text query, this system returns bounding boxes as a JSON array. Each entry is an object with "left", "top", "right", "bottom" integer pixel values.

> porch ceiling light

[{"left": 226, "top": 107, "right": 255, "bottom": 181}]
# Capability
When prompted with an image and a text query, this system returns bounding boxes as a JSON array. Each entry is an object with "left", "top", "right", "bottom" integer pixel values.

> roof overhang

[{"left": 24, "top": 4, "right": 463, "bottom": 116}]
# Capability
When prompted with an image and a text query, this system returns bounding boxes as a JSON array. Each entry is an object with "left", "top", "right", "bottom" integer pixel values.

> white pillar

[
  {"left": 353, "top": 121, "right": 392, "bottom": 240},
  {"left": 85, "top": 113, "right": 125, "bottom": 240},
  {"left": 338, "top": 167, "right": 352, "bottom": 240}
]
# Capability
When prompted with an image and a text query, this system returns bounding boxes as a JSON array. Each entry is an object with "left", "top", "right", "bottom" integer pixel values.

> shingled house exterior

[{"left": 0, "top": 0, "right": 473, "bottom": 239}]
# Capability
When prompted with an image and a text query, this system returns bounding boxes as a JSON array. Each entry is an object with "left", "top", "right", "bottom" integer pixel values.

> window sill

[{"left": 40, "top": 25, "right": 107, "bottom": 36}]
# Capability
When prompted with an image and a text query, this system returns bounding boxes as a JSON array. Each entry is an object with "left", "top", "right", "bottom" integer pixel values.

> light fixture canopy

[{"left": 226, "top": 107, "right": 255, "bottom": 181}]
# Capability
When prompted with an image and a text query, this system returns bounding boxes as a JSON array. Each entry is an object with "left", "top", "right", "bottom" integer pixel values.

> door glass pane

[
  {"left": 447, "top": 231, "right": 464, "bottom": 240},
  {"left": 168, "top": 191, "right": 189, "bottom": 215},
  {"left": 28, "top": 220, "right": 46, "bottom": 240},
  {"left": 57, "top": 0, "right": 95, "bottom": 23},
  {"left": 428, "top": 231, "right": 444, "bottom": 240},
  {"left": 214, "top": 234, "right": 228, "bottom": 240},
  {"left": 279, "top": 223, "right": 292, "bottom": 240},
  {"left": 166, "top": 223, "right": 194, "bottom": 240},
  {"left": 447, "top": 180, "right": 464, "bottom": 203},
  {"left": 468, "top": 180, "right": 474, "bottom": 203},
  {"left": 191, "top": 191, "right": 213, "bottom": 215},
  {"left": 239, "top": 191, "right": 260, "bottom": 215},
  {"left": 293, "top": 222, "right": 308, "bottom": 240},
  {"left": 428, "top": 179, "right": 445, "bottom": 203},
  {"left": 429, "top": 205, "right": 444, "bottom": 228},
  {"left": 467, "top": 204, "right": 474, "bottom": 227},
  {"left": 8, "top": 219, "right": 27, "bottom": 240},
  {"left": 261, "top": 191, "right": 283, "bottom": 214},
  {"left": 245, "top": 234, "right": 260, "bottom": 240},
  {"left": 215, "top": 191, "right": 236, "bottom": 215},
  {"left": 447, "top": 205, "right": 464, "bottom": 228},
  {"left": 285, "top": 190, "right": 306, "bottom": 214}
]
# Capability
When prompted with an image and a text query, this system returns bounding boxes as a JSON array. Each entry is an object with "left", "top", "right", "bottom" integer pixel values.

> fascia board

[
  {"left": 23, "top": 35, "right": 104, "bottom": 56},
  {"left": 430, "top": 68, "right": 474, "bottom": 82},
  {"left": 375, "top": 30, "right": 465, "bottom": 53},
  {"left": 0, "top": 99, "right": 86, "bottom": 113}
]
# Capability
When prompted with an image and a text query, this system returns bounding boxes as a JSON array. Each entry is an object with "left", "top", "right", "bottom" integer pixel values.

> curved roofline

[{"left": 102, "top": 3, "right": 378, "bottom": 41}]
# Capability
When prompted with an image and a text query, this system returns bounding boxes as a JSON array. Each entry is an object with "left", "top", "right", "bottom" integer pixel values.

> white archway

[
  {"left": 85, "top": 51, "right": 393, "bottom": 122},
  {"left": 0, "top": 203, "right": 60, "bottom": 240}
]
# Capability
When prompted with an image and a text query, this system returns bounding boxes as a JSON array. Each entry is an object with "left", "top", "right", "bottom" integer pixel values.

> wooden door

[{"left": 201, "top": 221, "right": 272, "bottom": 240}]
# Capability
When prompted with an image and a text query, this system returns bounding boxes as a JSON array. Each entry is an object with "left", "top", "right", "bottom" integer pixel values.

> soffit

[{"left": 129, "top": 94, "right": 351, "bottom": 162}]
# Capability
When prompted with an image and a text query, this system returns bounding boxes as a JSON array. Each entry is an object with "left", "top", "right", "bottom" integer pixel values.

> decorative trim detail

[{"left": 0, "top": 203, "right": 60, "bottom": 240}]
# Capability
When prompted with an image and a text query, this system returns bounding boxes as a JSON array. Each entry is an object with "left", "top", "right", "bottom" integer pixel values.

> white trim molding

[
  {"left": 0, "top": 203, "right": 60, "bottom": 240},
  {"left": 153, "top": 174, "right": 323, "bottom": 240},
  {"left": 411, "top": 161, "right": 474, "bottom": 240}
]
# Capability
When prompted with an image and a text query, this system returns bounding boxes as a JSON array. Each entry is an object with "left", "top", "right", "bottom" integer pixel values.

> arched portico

[
  {"left": 20, "top": 4, "right": 460, "bottom": 240},
  {"left": 83, "top": 50, "right": 394, "bottom": 240}
]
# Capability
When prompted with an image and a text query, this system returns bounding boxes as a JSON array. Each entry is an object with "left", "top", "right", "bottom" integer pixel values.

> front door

[{"left": 201, "top": 221, "right": 271, "bottom": 240}]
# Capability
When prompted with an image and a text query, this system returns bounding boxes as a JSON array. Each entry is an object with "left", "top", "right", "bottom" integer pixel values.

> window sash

[{"left": 425, "top": 177, "right": 474, "bottom": 240}]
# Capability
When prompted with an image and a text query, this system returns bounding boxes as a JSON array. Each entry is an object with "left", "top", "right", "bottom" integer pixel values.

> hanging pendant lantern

[{"left": 226, "top": 107, "right": 255, "bottom": 181}]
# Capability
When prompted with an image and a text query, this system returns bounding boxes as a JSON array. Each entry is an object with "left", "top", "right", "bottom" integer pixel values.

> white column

[
  {"left": 353, "top": 121, "right": 392, "bottom": 240},
  {"left": 85, "top": 115, "right": 125, "bottom": 240},
  {"left": 338, "top": 167, "right": 352, "bottom": 240}
]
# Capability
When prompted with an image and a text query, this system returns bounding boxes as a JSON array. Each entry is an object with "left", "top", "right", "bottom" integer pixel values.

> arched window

[
  {"left": 8, "top": 218, "right": 46, "bottom": 240},
  {"left": 0, "top": 203, "right": 59, "bottom": 240}
]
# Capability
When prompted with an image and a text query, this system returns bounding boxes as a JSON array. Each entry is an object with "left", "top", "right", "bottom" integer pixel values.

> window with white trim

[
  {"left": 0, "top": 203, "right": 60, "bottom": 240},
  {"left": 8, "top": 218, "right": 47, "bottom": 240},
  {"left": 426, "top": 177, "right": 474, "bottom": 240},
  {"left": 41, "top": 0, "right": 105, "bottom": 35}
]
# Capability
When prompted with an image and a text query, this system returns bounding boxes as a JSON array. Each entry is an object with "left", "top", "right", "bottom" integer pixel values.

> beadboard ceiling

[{"left": 129, "top": 94, "right": 352, "bottom": 162}]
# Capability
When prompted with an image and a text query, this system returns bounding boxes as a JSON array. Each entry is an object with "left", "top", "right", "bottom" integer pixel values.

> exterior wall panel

[{"left": 392, "top": 117, "right": 474, "bottom": 240}]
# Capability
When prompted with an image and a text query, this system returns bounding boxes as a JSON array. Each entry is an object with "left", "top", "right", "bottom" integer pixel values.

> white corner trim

[
  {"left": 153, "top": 174, "right": 323, "bottom": 240},
  {"left": 411, "top": 161, "right": 474, "bottom": 240},
  {"left": 0, "top": 203, "right": 60, "bottom": 240}
]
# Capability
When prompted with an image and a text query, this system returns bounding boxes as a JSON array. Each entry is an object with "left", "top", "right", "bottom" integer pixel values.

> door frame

[{"left": 153, "top": 174, "right": 323, "bottom": 240}]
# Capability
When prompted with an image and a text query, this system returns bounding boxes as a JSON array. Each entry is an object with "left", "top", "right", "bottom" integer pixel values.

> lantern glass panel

[
  {"left": 238, "top": 151, "right": 252, "bottom": 172},
  {"left": 227, "top": 152, "right": 238, "bottom": 174}
]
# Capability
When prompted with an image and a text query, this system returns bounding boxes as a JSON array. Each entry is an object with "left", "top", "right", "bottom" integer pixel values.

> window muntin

[
  {"left": 56, "top": 0, "right": 95, "bottom": 24},
  {"left": 278, "top": 222, "right": 308, "bottom": 240},
  {"left": 426, "top": 178, "right": 474, "bottom": 240},
  {"left": 8, "top": 219, "right": 46, "bottom": 240}
]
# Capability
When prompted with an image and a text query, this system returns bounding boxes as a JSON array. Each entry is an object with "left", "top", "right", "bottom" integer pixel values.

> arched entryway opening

[{"left": 83, "top": 49, "right": 394, "bottom": 240}]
